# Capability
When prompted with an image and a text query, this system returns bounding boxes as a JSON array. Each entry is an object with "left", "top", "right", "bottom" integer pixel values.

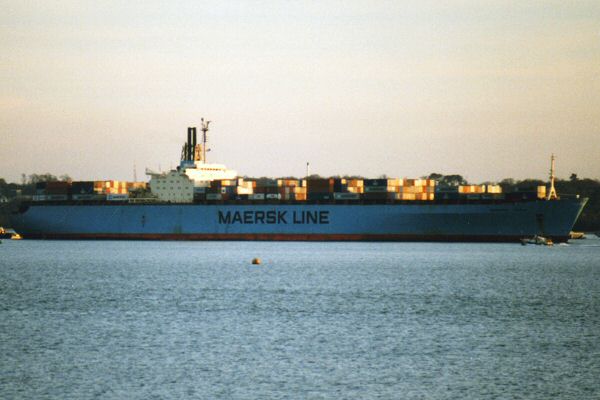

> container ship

[{"left": 11, "top": 120, "right": 587, "bottom": 242}]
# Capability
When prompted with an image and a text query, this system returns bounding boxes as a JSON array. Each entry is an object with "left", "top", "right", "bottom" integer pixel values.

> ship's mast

[
  {"left": 547, "top": 154, "right": 558, "bottom": 200},
  {"left": 200, "top": 118, "right": 211, "bottom": 163}
]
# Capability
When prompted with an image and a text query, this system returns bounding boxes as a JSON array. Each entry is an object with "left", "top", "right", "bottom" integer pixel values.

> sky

[{"left": 1, "top": 1, "right": 599, "bottom": 184}]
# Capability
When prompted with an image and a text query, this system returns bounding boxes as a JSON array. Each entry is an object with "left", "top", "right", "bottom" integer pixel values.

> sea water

[{"left": 1, "top": 238, "right": 599, "bottom": 399}]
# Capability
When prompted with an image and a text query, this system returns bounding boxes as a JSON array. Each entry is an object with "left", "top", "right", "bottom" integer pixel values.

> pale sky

[{"left": 1, "top": 1, "right": 599, "bottom": 183}]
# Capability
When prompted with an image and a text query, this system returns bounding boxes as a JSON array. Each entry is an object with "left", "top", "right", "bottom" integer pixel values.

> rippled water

[{"left": 1, "top": 238, "right": 600, "bottom": 399}]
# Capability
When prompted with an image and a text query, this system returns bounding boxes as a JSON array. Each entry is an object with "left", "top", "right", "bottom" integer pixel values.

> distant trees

[
  {"left": 0, "top": 173, "right": 72, "bottom": 197},
  {"left": 427, "top": 173, "right": 467, "bottom": 187},
  {"left": 570, "top": 173, "right": 578, "bottom": 182},
  {"left": 25, "top": 173, "right": 71, "bottom": 184}
]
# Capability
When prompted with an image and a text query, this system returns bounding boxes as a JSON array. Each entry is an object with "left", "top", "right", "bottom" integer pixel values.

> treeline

[
  {"left": 1, "top": 173, "right": 599, "bottom": 231},
  {"left": 0, "top": 173, "right": 71, "bottom": 199}
]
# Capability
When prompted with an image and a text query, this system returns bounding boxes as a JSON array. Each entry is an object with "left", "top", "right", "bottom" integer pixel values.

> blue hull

[{"left": 11, "top": 198, "right": 587, "bottom": 242}]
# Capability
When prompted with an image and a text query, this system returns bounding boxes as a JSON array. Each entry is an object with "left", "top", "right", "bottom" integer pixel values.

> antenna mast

[
  {"left": 201, "top": 118, "right": 211, "bottom": 163},
  {"left": 547, "top": 154, "right": 558, "bottom": 200}
]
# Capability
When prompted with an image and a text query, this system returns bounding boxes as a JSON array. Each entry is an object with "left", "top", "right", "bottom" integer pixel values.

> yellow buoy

[{"left": 251, "top": 258, "right": 261, "bottom": 265}]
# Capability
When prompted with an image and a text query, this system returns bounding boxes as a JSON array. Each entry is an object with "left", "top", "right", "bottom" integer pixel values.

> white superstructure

[
  {"left": 148, "top": 170, "right": 194, "bottom": 203},
  {"left": 183, "top": 162, "right": 237, "bottom": 185},
  {"left": 146, "top": 119, "right": 238, "bottom": 202}
]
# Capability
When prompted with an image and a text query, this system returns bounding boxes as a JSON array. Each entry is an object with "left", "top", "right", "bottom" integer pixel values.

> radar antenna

[{"left": 547, "top": 154, "right": 558, "bottom": 200}]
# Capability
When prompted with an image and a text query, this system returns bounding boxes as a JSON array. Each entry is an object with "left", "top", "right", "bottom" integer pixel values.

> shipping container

[
  {"left": 249, "top": 193, "right": 265, "bottom": 200},
  {"left": 206, "top": 193, "right": 223, "bottom": 200},
  {"left": 294, "top": 193, "right": 307, "bottom": 201},
  {"left": 72, "top": 194, "right": 96, "bottom": 201},
  {"left": 236, "top": 187, "right": 253, "bottom": 195},
  {"left": 363, "top": 179, "right": 392, "bottom": 187},
  {"left": 395, "top": 193, "right": 417, "bottom": 201},
  {"left": 333, "top": 192, "right": 360, "bottom": 200},
  {"left": 308, "top": 193, "right": 333, "bottom": 201},
  {"left": 364, "top": 186, "right": 398, "bottom": 193},
  {"left": 293, "top": 187, "right": 307, "bottom": 194},
  {"left": 537, "top": 186, "right": 547, "bottom": 199},
  {"left": 307, "top": 178, "right": 334, "bottom": 193},
  {"left": 347, "top": 179, "right": 364, "bottom": 187},
  {"left": 46, "top": 194, "right": 69, "bottom": 201},
  {"left": 277, "top": 179, "right": 300, "bottom": 187},
  {"left": 107, "top": 194, "right": 129, "bottom": 201},
  {"left": 486, "top": 185, "right": 502, "bottom": 194},
  {"left": 72, "top": 181, "right": 95, "bottom": 195},
  {"left": 255, "top": 179, "right": 278, "bottom": 188},
  {"left": 45, "top": 188, "right": 70, "bottom": 195},
  {"left": 46, "top": 181, "right": 71, "bottom": 189},
  {"left": 346, "top": 186, "right": 364, "bottom": 194},
  {"left": 254, "top": 186, "right": 280, "bottom": 194},
  {"left": 363, "top": 192, "right": 388, "bottom": 200}
]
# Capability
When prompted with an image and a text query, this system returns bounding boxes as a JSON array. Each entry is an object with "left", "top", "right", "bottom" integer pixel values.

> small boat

[
  {"left": 520, "top": 235, "right": 553, "bottom": 246},
  {"left": 0, "top": 227, "right": 13, "bottom": 239},
  {"left": 11, "top": 233, "right": 22, "bottom": 240}
]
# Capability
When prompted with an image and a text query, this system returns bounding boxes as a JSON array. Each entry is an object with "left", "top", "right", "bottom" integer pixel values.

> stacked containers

[
  {"left": 307, "top": 178, "right": 335, "bottom": 201},
  {"left": 45, "top": 181, "right": 71, "bottom": 201},
  {"left": 205, "top": 178, "right": 255, "bottom": 201},
  {"left": 363, "top": 179, "right": 400, "bottom": 200},
  {"left": 458, "top": 185, "right": 486, "bottom": 194},
  {"left": 486, "top": 185, "right": 502, "bottom": 194},
  {"left": 34, "top": 182, "right": 47, "bottom": 195},
  {"left": 457, "top": 184, "right": 505, "bottom": 200},
  {"left": 93, "top": 181, "right": 129, "bottom": 195},
  {"left": 458, "top": 185, "right": 485, "bottom": 200},
  {"left": 335, "top": 178, "right": 360, "bottom": 200},
  {"left": 397, "top": 179, "right": 436, "bottom": 201},
  {"left": 127, "top": 182, "right": 148, "bottom": 191},
  {"left": 277, "top": 179, "right": 307, "bottom": 201},
  {"left": 72, "top": 181, "right": 96, "bottom": 200},
  {"left": 346, "top": 179, "right": 364, "bottom": 194},
  {"left": 253, "top": 179, "right": 279, "bottom": 200},
  {"left": 363, "top": 179, "right": 435, "bottom": 201},
  {"left": 33, "top": 182, "right": 48, "bottom": 201}
]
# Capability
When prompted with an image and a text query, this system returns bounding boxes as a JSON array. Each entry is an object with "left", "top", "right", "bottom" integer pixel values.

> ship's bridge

[{"left": 181, "top": 161, "right": 237, "bottom": 186}]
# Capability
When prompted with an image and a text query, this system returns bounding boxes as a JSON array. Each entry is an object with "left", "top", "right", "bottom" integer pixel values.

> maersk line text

[{"left": 218, "top": 210, "right": 330, "bottom": 224}]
